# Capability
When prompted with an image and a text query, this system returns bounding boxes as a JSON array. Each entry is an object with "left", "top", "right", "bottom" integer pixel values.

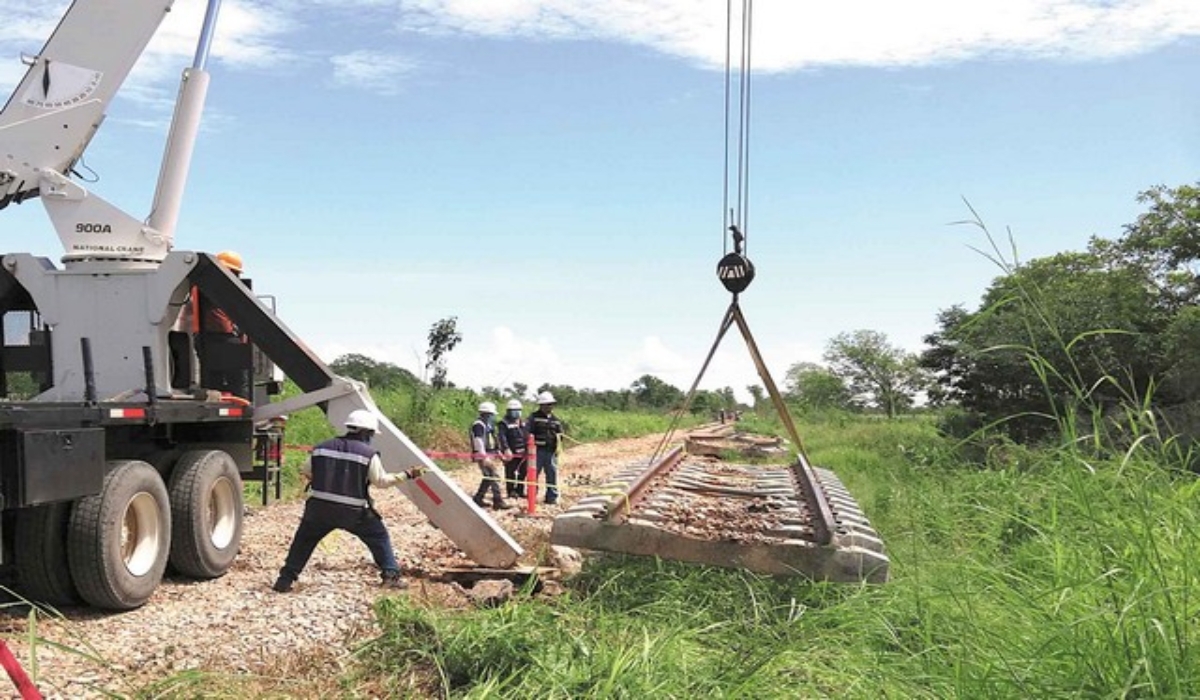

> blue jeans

[
  {"left": 536, "top": 448, "right": 559, "bottom": 502},
  {"left": 279, "top": 499, "right": 400, "bottom": 583}
]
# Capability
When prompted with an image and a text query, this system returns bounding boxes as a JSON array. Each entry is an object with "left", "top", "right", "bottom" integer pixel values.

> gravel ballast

[{"left": 2, "top": 433, "right": 667, "bottom": 698}]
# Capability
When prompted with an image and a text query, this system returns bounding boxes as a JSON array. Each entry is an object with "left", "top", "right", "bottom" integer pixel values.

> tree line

[
  {"left": 330, "top": 182, "right": 1198, "bottom": 448},
  {"left": 789, "top": 183, "right": 1198, "bottom": 444},
  {"left": 328, "top": 351, "right": 739, "bottom": 414},
  {"left": 921, "top": 183, "right": 1199, "bottom": 444}
]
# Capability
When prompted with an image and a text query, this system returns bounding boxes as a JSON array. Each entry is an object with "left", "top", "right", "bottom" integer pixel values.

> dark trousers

[
  {"left": 504, "top": 455, "right": 528, "bottom": 497},
  {"left": 473, "top": 459, "right": 504, "bottom": 506},
  {"left": 536, "top": 448, "right": 559, "bottom": 502},
  {"left": 199, "top": 333, "right": 252, "bottom": 398},
  {"left": 279, "top": 499, "right": 400, "bottom": 583}
]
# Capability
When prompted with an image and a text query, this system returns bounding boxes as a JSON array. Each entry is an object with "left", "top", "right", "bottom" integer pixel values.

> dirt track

[{"left": 2, "top": 433, "right": 670, "bottom": 699}]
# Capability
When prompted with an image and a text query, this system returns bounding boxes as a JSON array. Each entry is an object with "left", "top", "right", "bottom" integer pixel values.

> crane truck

[{"left": 0, "top": 0, "right": 522, "bottom": 610}]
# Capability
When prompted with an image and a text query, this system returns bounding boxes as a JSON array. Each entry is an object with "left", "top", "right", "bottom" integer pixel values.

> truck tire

[
  {"left": 14, "top": 502, "right": 79, "bottom": 607},
  {"left": 168, "top": 450, "right": 244, "bottom": 578},
  {"left": 67, "top": 461, "right": 171, "bottom": 611}
]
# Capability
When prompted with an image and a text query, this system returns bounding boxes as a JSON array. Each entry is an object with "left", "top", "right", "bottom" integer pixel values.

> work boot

[
  {"left": 493, "top": 501, "right": 513, "bottom": 511},
  {"left": 381, "top": 571, "right": 408, "bottom": 590},
  {"left": 272, "top": 576, "right": 294, "bottom": 593},
  {"left": 473, "top": 497, "right": 486, "bottom": 508}
]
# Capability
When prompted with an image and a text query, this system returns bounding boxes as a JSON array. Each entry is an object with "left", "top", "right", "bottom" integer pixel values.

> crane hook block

[{"left": 717, "top": 252, "right": 755, "bottom": 294}]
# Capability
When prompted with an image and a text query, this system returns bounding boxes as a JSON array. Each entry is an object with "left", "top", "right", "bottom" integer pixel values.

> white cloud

[
  {"left": 395, "top": 0, "right": 1200, "bottom": 70},
  {"left": 329, "top": 50, "right": 420, "bottom": 95},
  {"left": 119, "top": 0, "right": 295, "bottom": 109},
  {"left": 306, "top": 322, "right": 827, "bottom": 404},
  {"left": 0, "top": 4, "right": 75, "bottom": 91},
  {"left": 632, "top": 336, "right": 690, "bottom": 378},
  {"left": 6, "top": 1, "right": 1194, "bottom": 114},
  {"left": 316, "top": 339, "right": 429, "bottom": 378},
  {"left": 343, "top": 325, "right": 813, "bottom": 403},
  {"left": 446, "top": 326, "right": 594, "bottom": 393},
  {"left": 0, "top": 1, "right": 291, "bottom": 109}
]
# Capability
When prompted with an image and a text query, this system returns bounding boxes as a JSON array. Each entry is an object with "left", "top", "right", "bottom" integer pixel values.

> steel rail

[
  {"left": 552, "top": 427, "right": 888, "bottom": 582},
  {"left": 728, "top": 302, "right": 837, "bottom": 546},
  {"left": 605, "top": 445, "right": 685, "bottom": 518}
]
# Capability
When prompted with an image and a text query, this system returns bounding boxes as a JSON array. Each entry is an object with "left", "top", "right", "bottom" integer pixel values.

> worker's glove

[
  {"left": 501, "top": 450, "right": 513, "bottom": 461},
  {"left": 402, "top": 466, "right": 427, "bottom": 481},
  {"left": 479, "top": 458, "right": 496, "bottom": 470}
]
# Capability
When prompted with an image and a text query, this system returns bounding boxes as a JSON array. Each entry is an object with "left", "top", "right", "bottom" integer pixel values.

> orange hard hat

[{"left": 215, "top": 250, "right": 243, "bottom": 273}]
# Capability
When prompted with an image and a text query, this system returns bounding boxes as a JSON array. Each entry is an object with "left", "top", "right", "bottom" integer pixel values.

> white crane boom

[{"left": 0, "top": 0, "right": 213, "bottom": 267}]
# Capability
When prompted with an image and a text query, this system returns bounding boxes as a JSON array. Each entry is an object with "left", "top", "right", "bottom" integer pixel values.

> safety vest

[
  {"left": 470, "top": 418, "right": 499, "bottom": 458},
  {"left": 528, "top": 410, "right": 561, "bottom": 450},
  {"left": 309, "top": 436, "right": 376, "bottom": 508},
  {"left": 498, "top": 418, "right": 528, "bottom": 456}
]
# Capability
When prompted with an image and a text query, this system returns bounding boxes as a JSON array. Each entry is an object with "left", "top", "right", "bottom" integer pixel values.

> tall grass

[
  {"left": 348, "top": 217, "right": 1200, "bottom": 697},
  {"left": 15, "top": 406, "right": 1195, "bottom": 697},
  {"left": 349, "top": 414, "right": 1198, "bottom": 698},
  {"left": 854, "top": 215, "right": 1200, "bottom": 697},
  {"left": 859, "top": 441, "right": 1198, "bottom": 698},
  {"left": 13, "top": 402, "right": 1192, "bottom": 696},
  {"left": 356, "top": 559, "right": 885, "bottom": 698}
]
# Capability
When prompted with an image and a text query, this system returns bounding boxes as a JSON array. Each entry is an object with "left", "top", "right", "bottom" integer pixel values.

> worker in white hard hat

[
  {"left": 497, "top": 399, "right": 529, "bottom": 499},
  {"left": 528, "top": 391, "right": 565, "bottom": 505},
  {"left": 274, "top": 409, "right": 425, "bottom": 593},
  {"left": 470, "top": 401, "right": 511, "bottom": 510}
]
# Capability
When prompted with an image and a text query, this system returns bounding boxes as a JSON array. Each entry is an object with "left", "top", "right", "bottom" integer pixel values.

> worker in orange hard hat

[
  {"left": 197, "top": 250, "right": 251, "bottom": 398},
  {"left": 215, "top": 250, "right": 243, "bottom": 275},
  {"left": 205, "top": 250, "right": 243, "bottom": 334}
]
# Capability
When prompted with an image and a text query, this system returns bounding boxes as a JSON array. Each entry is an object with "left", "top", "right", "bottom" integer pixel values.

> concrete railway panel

[{"left": 551, "top": 450, "right": 888, "bottom": 583}]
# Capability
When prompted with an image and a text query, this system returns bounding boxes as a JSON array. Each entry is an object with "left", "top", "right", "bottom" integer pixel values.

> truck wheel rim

[
  {"left": 122, "top": 492, "right": 162, "bottom": 576},
  {"left": 208, "top": 476, "right": 237, "bottom": 549}
]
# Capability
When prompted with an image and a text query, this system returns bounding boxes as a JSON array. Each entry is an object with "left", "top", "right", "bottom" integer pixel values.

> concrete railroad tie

[{"left": 551, "top": 456, "right": 889, "bottom": 583}]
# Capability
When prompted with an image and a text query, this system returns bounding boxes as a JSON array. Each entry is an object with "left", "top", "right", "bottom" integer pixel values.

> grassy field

[
  {"left": 197, "top": 381, "right": 1200, "bottom": 697},
  {"left": 258, "top": 383, "right": 694, "bottom": 499},
  {"left": 345, "top": 413, "right": 1198, "bottom": 698},
  {"left": 277, "top": 383, "right": 697, "bottom": 450}
]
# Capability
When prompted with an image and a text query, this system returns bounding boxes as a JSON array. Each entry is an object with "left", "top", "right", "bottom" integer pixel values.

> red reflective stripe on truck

[
  {"left": 108, "top": 408, "right": 146, "bottom": 419},
  {"left": 415, "top": 479, "right": 442, "bottom": 505}
]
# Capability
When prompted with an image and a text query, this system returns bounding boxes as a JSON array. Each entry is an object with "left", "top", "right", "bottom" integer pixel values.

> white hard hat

[
  {"left": 506, "top": 399, "right": 523, "bottom": 411},
  {"left": 536, "top": 391, "right": 556, "bottom": 404},
  {"left": 344, "top": 409, "right": 379, "bottom": 433},
  {"left": 479, "top": 401, "right": 497, "bottom": 414}
]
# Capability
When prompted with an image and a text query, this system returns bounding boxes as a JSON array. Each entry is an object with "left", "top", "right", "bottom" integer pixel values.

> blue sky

[{"left": 1, "top": 1, "right": 1197, "bottom": 400}]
